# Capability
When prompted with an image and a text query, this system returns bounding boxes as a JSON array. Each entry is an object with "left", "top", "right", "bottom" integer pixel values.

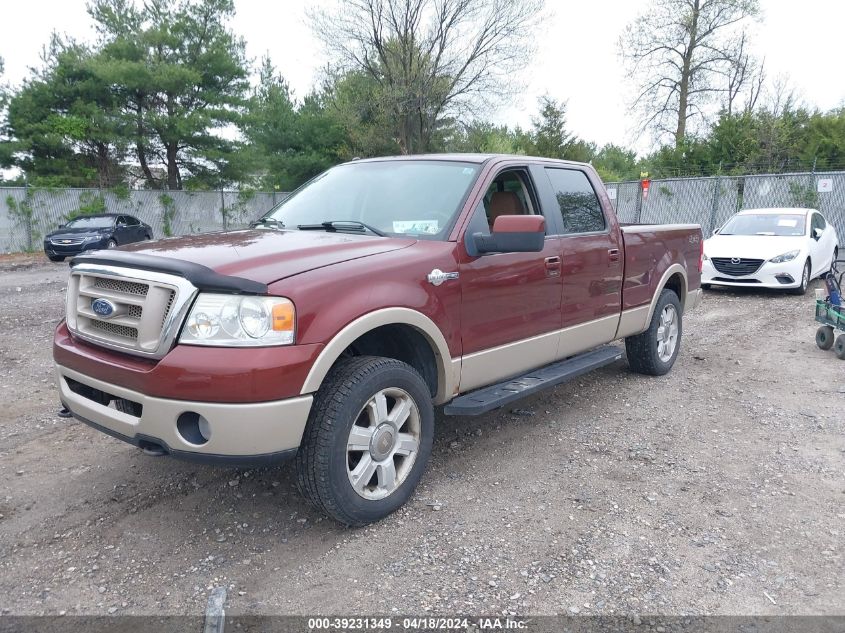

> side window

[
  {"left": 126, "top": 216, "right": 141, "bottom": 226},
  {"left": 481, "top": 169, "right": 541, "bottom": 232},
  {"left": 116, "top": 216, "right": 127, "bottom": 226},
  {"left": 814, "top": 214, "right": 826, "bottom": 231},
  {"left": 545, "top": 168, "right": 605, "bottom": 233}
]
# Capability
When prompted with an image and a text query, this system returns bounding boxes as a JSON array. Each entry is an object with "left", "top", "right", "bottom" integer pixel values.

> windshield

[
  {"left": 719, "top": 213, "right": 806, "bottom": 237},
  {"left": 263, "top": 160, "right": 481, "bottom": 239},
  {"left": 65, "top": 216, "right": 115, "bottom": 229}
]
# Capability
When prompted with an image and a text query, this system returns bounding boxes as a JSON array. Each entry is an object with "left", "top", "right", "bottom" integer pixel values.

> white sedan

[{"left": 702, "top": 208, "right": 838, "bottom": 295}]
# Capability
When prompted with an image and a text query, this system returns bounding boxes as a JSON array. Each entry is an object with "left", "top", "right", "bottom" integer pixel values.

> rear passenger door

[{"left": 539, "top": 167, "right": 623, "bottom": 358}]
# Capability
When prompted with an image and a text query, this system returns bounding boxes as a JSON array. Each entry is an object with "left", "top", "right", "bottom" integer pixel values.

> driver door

[{"left": 458, "top": 166, "right": 563, "bottom": 392}]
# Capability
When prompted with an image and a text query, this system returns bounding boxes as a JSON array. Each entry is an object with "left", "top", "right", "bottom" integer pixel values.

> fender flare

[
  {"left": 646, "top": 263, "right": 688, "bottom": 325},
  {"left": 300, "top": 308, "right": 457, "bottom": 404}
]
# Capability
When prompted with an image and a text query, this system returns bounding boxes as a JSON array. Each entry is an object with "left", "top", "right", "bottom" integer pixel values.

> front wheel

[
  {"left": 294, "top": 356, "right": 434, "bottom": 526},
  {"left": 625, "top": 289, "right": 683, "bottom": 376},
  {"left": 788, "top": 260, "right": 811, "bottom": 295}
]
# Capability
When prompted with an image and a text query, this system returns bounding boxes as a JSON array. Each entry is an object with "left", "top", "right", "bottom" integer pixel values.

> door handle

[
  {"left": 608, "top": 248, "right": 620, "bottom": 263},
  {"left": 544, "top": 256, "right": 561, "bottom": 277}
]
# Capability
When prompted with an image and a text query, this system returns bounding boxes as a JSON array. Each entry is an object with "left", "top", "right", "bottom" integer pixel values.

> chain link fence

[
  {"left": 0, "top": 188, "right": 289, "bottom": 253},
  {"left": 605, "top": 171, "right": 845, "bottom": 236},
  {"left": 3, "top": 171, "right": 844, "bottom": 253}
]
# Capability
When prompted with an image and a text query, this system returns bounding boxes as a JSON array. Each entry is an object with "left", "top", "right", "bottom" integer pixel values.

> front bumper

[
  {"left": 702, "top": 258, "right": 804, "bottom": 289},
  {"left": 44, "top": 237, "right": 110, "bottom": 257},
  {"left": 57, "top": 364, "right": 313, "bottom": 464}
]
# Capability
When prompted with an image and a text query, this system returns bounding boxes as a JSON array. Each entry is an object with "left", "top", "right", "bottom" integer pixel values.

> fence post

[
  {"left": 220, "top": 187, "right": 226, "bottom": 231},
  {"left": 707, "top": 176, "right": 721, "bottom": 235},
  {"left": 634, "top": 181, "right": 643, "bottom": 224},
  {"left": 25, "top": 183, "right": 33, "bottom": 252}
]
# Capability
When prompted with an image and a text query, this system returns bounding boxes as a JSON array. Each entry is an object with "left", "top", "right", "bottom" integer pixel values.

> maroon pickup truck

[{"left": 54, "top": 154, "right": 702, "bottom": 525}]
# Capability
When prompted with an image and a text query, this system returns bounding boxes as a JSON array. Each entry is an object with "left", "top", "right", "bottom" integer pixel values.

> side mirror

[
  {"left": 58, "top": 223, "right": 66, "bottom": 229},
  {"left": 469, "top": 215, "right": 545, "bottom": 255},
  {"left": 813, "top": 227, "right": 823, "bottom": 240}
]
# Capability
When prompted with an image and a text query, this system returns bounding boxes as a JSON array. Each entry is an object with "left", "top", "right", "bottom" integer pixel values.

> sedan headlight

[
  {"left": 769, "top": 250, "right": 799, "bottom": 264},
  {"left": 179, "top": 294, "right": 295, "bottom": 346}
]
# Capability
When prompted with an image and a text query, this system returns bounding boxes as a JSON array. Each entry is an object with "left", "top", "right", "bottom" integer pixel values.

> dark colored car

[{"left": 44, "top": 214, "right": 153, "bottom": 262}]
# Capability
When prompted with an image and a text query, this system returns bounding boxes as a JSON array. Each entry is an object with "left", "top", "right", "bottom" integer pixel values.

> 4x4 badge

[{"left": 427, "top": 269, "right": 459, "bottom": 286}]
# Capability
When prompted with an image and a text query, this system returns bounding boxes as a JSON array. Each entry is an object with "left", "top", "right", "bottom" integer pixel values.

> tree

[
  {"left": 311, "top": 0, "right": 543, "bottom": 154},
  {"left": 1, "top": 37, "right": 127, "bottom": 187},
  {"left": 621, "top": 0, "right": 760, "bottom": 147},
  {"left": 87, "top": 0, "right": 249, "bottom": 189},
  {"left": 240, "top": 57, "right": 346, "bottom": 190},
  {"left": 528, "top": 96, "right": 595, "bottom": 162}
]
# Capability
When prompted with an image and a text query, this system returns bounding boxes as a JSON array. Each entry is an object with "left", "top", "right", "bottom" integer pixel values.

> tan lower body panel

[
  {"left": 56, "top": 365, "right": 312, "bottom": 456},
  {"left": 458, "top": 314, "right": 620, "bottom": 393}
]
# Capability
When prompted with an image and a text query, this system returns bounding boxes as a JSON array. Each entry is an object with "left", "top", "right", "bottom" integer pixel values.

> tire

[
  {"left": 835, "top": 335, "right": 845, "bottom": 360},
  {"left": 294, "top": 356, "right": 434, "bottom": 527},
  {"left": 701, "top": 283, "right": 711, "bottom": 290},
  {"left": 144, "top": 233, "right": 152, "bottom": 241},
  {"left": 816, "top": 326, "right": 835, "bottom": 350},
  {"left": 107, "top": 239, "right": 118, "bottom": 249},
  {"left": 47, "top": 255, "right": 65, "bottom": 262},
  {"left": 625, "top": 289, "right": 683, "bottom": 376},
  {"left": 788, "top": 259, "right": 810, "bottom": 295}
]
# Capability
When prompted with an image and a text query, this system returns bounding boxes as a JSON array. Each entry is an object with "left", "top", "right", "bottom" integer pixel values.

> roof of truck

[{"left": 350, "top": 153, "right": 590, "bottom": 167}]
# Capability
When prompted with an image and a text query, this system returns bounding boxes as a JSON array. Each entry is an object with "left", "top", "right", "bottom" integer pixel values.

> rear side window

[
  {"left": 545, "top": 168, "right": 605, "bottom": 233},
  {"left": 126, "top": 216, "right": 140, "bottom": 226}
]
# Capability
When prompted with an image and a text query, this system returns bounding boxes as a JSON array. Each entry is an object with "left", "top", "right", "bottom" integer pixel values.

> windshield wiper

[
  {"left": 297, "top": 220, "right": 386, "bottom": 237},
  {"left": 250, "top": 217, "right": 285, "bottom": 230}
]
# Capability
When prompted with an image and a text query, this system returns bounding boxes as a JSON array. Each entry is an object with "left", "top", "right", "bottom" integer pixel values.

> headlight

[
  {"left": 769, "top": 250, "right": 799, "bottom": 264},
  {"left": 179, "top": 294, "right": 295, "bottom": 346}
]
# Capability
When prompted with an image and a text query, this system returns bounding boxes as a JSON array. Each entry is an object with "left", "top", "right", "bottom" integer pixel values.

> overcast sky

[{"left": 1, "top": 0, "right": 844, "bottom": 153}]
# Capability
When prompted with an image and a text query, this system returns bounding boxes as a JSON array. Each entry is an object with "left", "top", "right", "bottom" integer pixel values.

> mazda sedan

[
  {"left": 702, "top": 208, "right": 838, "bottom": 295},
  {"left": 43, "top": 214, "right": 153, "bottom": 262}
]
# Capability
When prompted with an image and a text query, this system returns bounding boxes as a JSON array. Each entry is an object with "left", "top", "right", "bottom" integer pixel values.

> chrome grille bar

[{"left": 66, "top": 264, "right": 198, "bottom": 359}]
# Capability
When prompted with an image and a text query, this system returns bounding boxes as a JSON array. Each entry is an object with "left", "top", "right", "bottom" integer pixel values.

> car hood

[
  {"left": 704, "top": 234, "right": 806, "bottom": 260},
  {"left": 110, "top": 229, "right": 417, "bottom": 284},
  {"left": 47, "top": 227, "right": 111, "bottom": 239}
]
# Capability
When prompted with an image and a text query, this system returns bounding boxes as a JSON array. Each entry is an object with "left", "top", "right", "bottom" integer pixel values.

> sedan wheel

[
  {"left": 789, "top": 260, "right": 810, "bottom": 295},
  {"left": 107, "top": 239, "right": 118, "bottom": 249}
]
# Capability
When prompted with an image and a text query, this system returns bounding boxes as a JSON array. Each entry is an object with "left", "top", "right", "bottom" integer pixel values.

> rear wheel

[
  {"left": 294, "top": 356, "right": 433, "bottom": 526},
  {"left": 789, "top": 259, "right": 810, "bottom": 295},
  {"left": 816, "top": 326, "right": 835, "bottom": 350},
  {"left": 625, "top": 289, "right": 683, "bottom": 376},
  {"left": 835, "top": 335, "right": 845, "bottom": 360},
  {"left": 701, "top": 283, "right": 711, "bottom": 290}
]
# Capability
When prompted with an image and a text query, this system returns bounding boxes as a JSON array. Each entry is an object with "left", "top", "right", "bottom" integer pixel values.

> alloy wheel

[{"left": 346, "top": 387, "right": 421, "bottom": 500}]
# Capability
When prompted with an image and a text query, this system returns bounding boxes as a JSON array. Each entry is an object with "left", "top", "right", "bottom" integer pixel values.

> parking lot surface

[{"left": 0, "top": 254, "right": 842, "bottom": 616}]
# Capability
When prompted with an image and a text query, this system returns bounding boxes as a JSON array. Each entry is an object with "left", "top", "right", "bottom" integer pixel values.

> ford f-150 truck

[{"left": 54, "top": 154, "right": 703, "bottom": 526}]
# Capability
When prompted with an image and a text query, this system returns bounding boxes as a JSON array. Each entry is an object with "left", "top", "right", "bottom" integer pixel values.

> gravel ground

[{"left": 0, "top": 255, "right": 842, "bottom": 617}]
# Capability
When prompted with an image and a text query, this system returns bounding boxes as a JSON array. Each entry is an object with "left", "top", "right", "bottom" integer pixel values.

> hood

[
  {"left": 704, "top": 234, "right": 806, "bottom": 260},
  {"left": 112, "top": 229, "right": 417, "bottom": 284},
  {"left": 47, "top": 226, "right": 111, "bottom": 238}
]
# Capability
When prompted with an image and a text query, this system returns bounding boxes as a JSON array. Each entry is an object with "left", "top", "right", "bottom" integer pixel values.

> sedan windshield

[
  {"left": 262, "top": 160, "right": 481, "bottom": 239},
  {"left": 719, "top": 213, "right": 806, "bottom": 237},
  {"left": 65, "top": 216, "right": 115, "bottom": 229}
]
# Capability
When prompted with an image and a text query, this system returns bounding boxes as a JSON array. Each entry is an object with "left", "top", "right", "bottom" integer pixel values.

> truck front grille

[
  {"left": 66, "top": 266, "right": 194, "bottom": 358},
  {"left": 711, "top": 257, "right": 764, "bottom": 277}
]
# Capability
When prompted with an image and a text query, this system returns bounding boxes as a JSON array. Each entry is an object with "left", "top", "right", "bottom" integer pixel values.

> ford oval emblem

[{"left": 91, "top": 298, "right": 116, "bottom": 318}]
